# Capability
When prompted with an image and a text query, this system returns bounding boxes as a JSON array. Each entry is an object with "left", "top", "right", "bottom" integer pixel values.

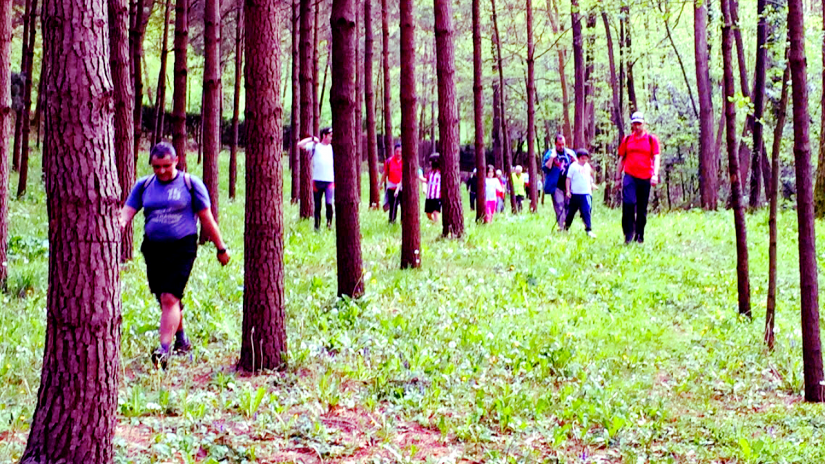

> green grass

[{"left": 1, "top": 149, "right": 824, "bottom": 463}]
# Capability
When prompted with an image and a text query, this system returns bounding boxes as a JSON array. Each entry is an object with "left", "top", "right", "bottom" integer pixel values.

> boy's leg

[
  {"left": 582, "top": 194, "right": 592, "bottom": 231},
  {"left": 565, "top": 195, "right": 580, "bottom": 230},
  {"left": 313, "top": 183, "right": 323, "bottom": 230},
  {"left": 621, "top": 174, "right": 636, "bottom": 242},
  {"left": 325, "top": 184, "right": 335, "bottom": 227}
]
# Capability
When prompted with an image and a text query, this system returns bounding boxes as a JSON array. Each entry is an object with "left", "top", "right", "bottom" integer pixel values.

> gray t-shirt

[{"left": 126, "top": 173, "right": 211, "bottom": 241}]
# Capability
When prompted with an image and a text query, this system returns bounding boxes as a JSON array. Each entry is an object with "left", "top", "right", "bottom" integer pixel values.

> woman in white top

[{"left": 484, "top": 165, "right": 504, "bottom": 223}]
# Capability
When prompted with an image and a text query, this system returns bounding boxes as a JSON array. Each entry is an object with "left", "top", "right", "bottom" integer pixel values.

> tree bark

[
  {"left": 239, "top": 0, "right": 287, "bottom": 373},
  {"left": 721, "top": 0, "right": 751, "bottom": 319},
  {"left": 110, "top": 0, "right": 136, "bottom": 262},
  {"left": 21, "top": 0, "right": 122, "bottom": 459},
  {"left": 299, "top": 0, "right": 314, "bottom": 218},
  {"left": 331, "top": 0, "right": 364, "bottom": 297},
  {"left": 814, "top": 0, "right": 825, "bottom": 218},
  {"left": 602, "top": 10, "right": 624, "bottom": 208},
  {"left": 695, "top": 0, "right": 717, "bottom": 210},
  {"left": 729, "top": 0, "right": 753, "bottom": 196},
  {"left": 230, "top": 0, "right": 243, "bottom": 200},
  {"left": 399, "top": 0, "right": 420, "bottom": 269},
  {"left": 471, "top": 0, "right": 485, "bottom": 223},
  {"left": 0, "top": 0, "right": 11, "bottom": 283},
  {"left": 748, "top": 0, "right": 768, "bottom": 209},
  {"left": 312, "top": 0, "right": 320, "bottom": 135},
  {"left": 547, "top": 0, "right": 572, "bottom": 144},
  {"left": 153, "top": 0, "right": 172, "bottom": 145},
  {"left": 381, "top": 0, "right": 392, "bottom": 158},
  {"left": 289, "top": 0, "right": 300, "bottom": 203},
  {"left": 354, "top": 12, "right": 363, "bottom": 199},
  {"left": 788, "top": 0, "right": 825, "bottom": 402},
  {"left": 526, "top": 0, "right": 538, "bottom": 211},
  {"left": 201, "top": 0, "right": 221, "bottom": 243},
  {"left": 583, "top": 11, "right": 596, "bottom": 147},
  {"left": 491, "top": 0, "right": 515, "bottom": 213},
  {"left": 172, "top": 0, "right": 190, "bottom": 171},
  {"left": 434, "top": 0, "right": 465, "bottom": 235},
  {"left": 622, "top": 4, "right": 637, "bottom": 112},
  {"left": 16, "top": 0, "right": 37, "bottom": 197},
  {"left": 11, "top": 0, "right": 31, "bottom": 174},
  {"left": 364, "top": 0, "right": 380, "bottom": 208},
  {"left": 571, "top": 0, "right": 585, "bottom": 150}
]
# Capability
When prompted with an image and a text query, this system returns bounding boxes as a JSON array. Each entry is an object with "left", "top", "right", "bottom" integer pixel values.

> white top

[
  {"left": 307, "top": 142, "right": 335, "bottom": 182},
  {"left": 484, "top": 177, "right": 502, "bottom": 202},
  {"left": 567, "top": 162, "right": 593, "bottom": 195}
]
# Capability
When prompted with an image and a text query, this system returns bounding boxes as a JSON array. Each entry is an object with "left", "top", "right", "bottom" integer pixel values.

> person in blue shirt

[
  {"left": 120, "top": 142, "right": 230, "bottom": 368},
  {"left": 542, "top": 134, "right": 577, "bottom": 231}
]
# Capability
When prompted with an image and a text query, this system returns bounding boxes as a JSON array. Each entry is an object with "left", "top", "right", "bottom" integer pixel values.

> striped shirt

[{"left": 426, "top": 170, "right": 441, "bottom": 199}]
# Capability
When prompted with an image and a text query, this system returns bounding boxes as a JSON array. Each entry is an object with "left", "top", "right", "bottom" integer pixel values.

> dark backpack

[{"left": 141, "top": 172, "right": 196, "bottom": 211}]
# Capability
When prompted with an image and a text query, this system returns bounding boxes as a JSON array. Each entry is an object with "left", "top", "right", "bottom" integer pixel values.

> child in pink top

[{"left": 484, "top": 165, "right": 504, "bottom": 223}]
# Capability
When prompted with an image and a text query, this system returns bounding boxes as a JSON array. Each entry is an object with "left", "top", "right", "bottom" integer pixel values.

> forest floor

[{"left": 2, "top": 151, "right": 825, "bottom": 463}]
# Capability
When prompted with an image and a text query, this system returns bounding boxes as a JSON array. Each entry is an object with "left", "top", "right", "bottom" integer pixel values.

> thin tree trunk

[
  {"left": 547, "top": 0, "right": 572, "bottom": 144},
  {"left": 788, "top": 0, "right": 825, "bottom": 402},
  {"left": 365, "top": 0, "right": 380, "bottom": 208},
  {"left": 749, "top": 0, "right": 768, "bottom": 209},
  {"left": 602, "top": 10, "right": 624, "bottom": 208},
  {"left": 331, "top": 0, "right": 364, "bottom": 297},
  {"left": 0, "top": 0, "right": 11, "bottom": 283},
  {"left": 471, "top": 0, "right": 485, "bottom": 223},
  {"left": 527, "top": 0, "right": 538, "bottom": 211},
  {"left": 730, "top": 0, "right": 753, "bottom": 195},
  {"left": 355, "top": 12, "right": 363, "bottom": 199},
  {"left": 583, "top": 11, "right": 596, "bottom": 147},
  {"left": 663, "top": 2, "right": 697, "bottom": 118},
  {"left": 381, "top": 0, "right": 392, "bottom": 158},
  {"left": 721, "top": 0, "right": 751, "bottom": 319},
  {"left": 289, "top": 0, "right": 300, "bottom": 203},
  {"left": 319, "top": 45, "right": 330, "bottom": 118},
  {"left": 229, "top": 0, "right": 243, "bottom": 200},
  {"left": 21, "top": 0, "right": 122, "bottom": 458},
  {"left": 172, "top": 0, "right": 190, "bottom": 171},
  {"left": 153, "top": 0, "right": 172, "bottom": 145},
  {"left": 813, "top": 0, "right": 825, "bottom": 217},
  {"left": 399, "top": 0, "right": 420, "bottom": 269},
  {"left": 695, "top": 0, "right": 717, "bottom": 210},
  {"left": 239, "top": 0, "right": 287, "bottom": 373},
  {"left": 571, "top": 0, "right": 585, "bottom": 149},
  {"left": 299, "top": 0, "right": 314, "bottom": 218},
  {"left": 16, "top": 0, "right": 37, "bottom": 197},
  {"left": 200, "top": 0, "right": 221, "bottom": 244},
  {"left": 622, "top": 5, "right": 637, "bottom": 112},
  {"left": 12, "top": 0, "right": 32, "bottom": 174},
  {"left": 312, "top": 0, "right": 320, "bottom": 135},
  {"left": 109, "top": 0, "right": 136, "bottom": 262},
  {"left": 434, "top": 0, "right": 465, "bottom": 235},
  {"left": 491, "top": 0, "right": 514, "bottom": 213},
  {"left": 492, "top": 80, "right": 502, "bottom": 170},
  {"left": 130, "top": 0, "right": 146, "bottom": 165}
]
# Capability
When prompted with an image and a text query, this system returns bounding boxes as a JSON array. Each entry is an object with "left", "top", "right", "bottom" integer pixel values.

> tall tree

[
  {"left": 547, "top": 0, "right": 572, "bottom": 143},
  {"left": 364, "top": 0, "right": 380, "bottom": 208},
  {"left": 381, "top": 0, "right": 392, "bottom": 159},
  {"left": 229, "top": 0, "right": 243, "bottom": 200},
  {"left": 583, "top": 11, "right": 596, "bottom": 147},
  {"left": 201, "top": 0, "right": 221, "bottom": 242},
  {"left": 748, "top": 0, "right": 769, "bottom": 209},
  {"left": 491, "top": 0, "right": 515, "bottom": 213},
  {"left": 729, "top": 0, "right": 754, "bottom": 194},
  {"left": 470, "top": 0, "right": 485, "bottom": 223},
  {"left": 290, "top": 0, "right": 300, "bottom": 203},
  {"left": 239, "top": 0, "right": 288, "bottom": 373},
  {"left": 434, "top": 0, "right": 465, "bottom": 234},
  {"left": 721, "top": 0, "right": 751, "bottom": 319},
  {"left": 331, "top": 0, "right": 364, "bottom": 297},
  {"left": 130, "top": 0, "right": 154, "bottom": 165},
  {"left": 109, "top": 0, "right": 136, "bottom": 262},
  {"left": 299, "top": 0, "right": 314, "bottom": 218},
  {"left": 526, "top": 0, "right": 538, "bottom": 211},
  {"left": 788, "top": 0, "right": 825, "bottom": 402},
  {"left": 312, "top": 0, "right": 321, "bottom": 135},
  {"left": 11, "top": 0, "right": 32, "bottom": 173},
  {"left": 16, "top": 0, "right": 37, "bottom": 197},
  {"left": 21, "top": 0, "right": 122, "bottom": 458},
  {"left": 153, "top": 0, "right": 172, "bottom": 145},
  {"left": 602, "top": 10, "right": 624, "bottom": 207},
  {"left": 399, "top": 0, "right": 420, "bottom": 269},
  {"left": 570, "top": 0, "right": 585, "bottom": 149},
  {"left": 354, "top": 10, "right": 363, "bottom": 199},
  {"left": 172, "top": 0, "right": 189, "bottom": 171},
  {"left": 0, "top": 0, "right": 11, "bottom": 284},
  {"left": 813, "top": 0, "right": 825, "bottom": 218},
  {"left": 695, "top": 0, "right": 717, "bottom": 210},
  {"left": 621, "top": 4, "right": 637, "bottom": 112}
]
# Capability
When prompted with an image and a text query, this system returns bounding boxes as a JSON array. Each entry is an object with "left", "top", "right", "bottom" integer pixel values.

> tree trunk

[
  {"left": 471, "top": 0, "right": 485, "bottom": 223},
  {"left": 312, "top": 0, "right": 320, "bottom": 135},
  {"left": 547, "top": 0, "right": 572, "bottom": 144},
  {"left": 153, "top": 0, "right": 172, "bottom": 146},
  {"left": 229, "top": 0, "right": 243, "bottom": 200},
  {"left": 172, "top": 0, "right": 189, "bottom": 171},
  {"left": 583, "top": 11, "right": 596, "bottom": 148},
  {"left": 239, "top": 0, "right": 287, "bottom": 373},
  {"left": 721, "top": 0, "right": 751, "bottom": 319},
  {"left": 364, "top": 0, "right": 380, "bottom": 208},
  {"left": 399, "top": 0, "right": 420, "bottom": 269},
  {"left": 729, "top": 0, "right": 753, "bottom": 196},
  {"left": 766, "top": 58, "right": 789, "bottom": 351},
  {"left": 695, "top": 0, "right": 717, "bottom": 210},
  {"left": 788, "top": 0, "right": 825, "bottom": 402},
  {"left": 319, "top": 45, "right": 331, "bottom": 118},
  {"left": 354, "top": 13, "right": 363, "bottom": 199},
  {"left": 814, "top": 0, "right": 825, "bottom": 218},
  {"left": 622, "top": 5, "right": 637, "bottom": 112},
  {"left": 571, "top": 0, "right": 585, "bottom": 149},
  {"left": 331, "top": 0, "right": 364, "bottom": 297},
  {"left": 492, "top": 81, "right": 502, "bottom": 170},
  {"left": 602, "top": 10, "right": 624, "bottom": 208},
  {"left": 748, "top": 0, "right": 768, "bottom": 209},
  {"left": 200, "top": 0, "right": 221, "bottom": 243},
  {"left": 0, "top": 0, "right": 11, "bottom": 284},
  {"left": 663, "top": 2, "right": 697, "bottom": 118},
  {"left": 109, "top": 0, "right": 136, "bottom": 263},
  {"left": 130, "top": 0, "right": 146, "bottom": 165},
  {"left": 526, "top": 0, "right": 538, "bottom": 211},
  {"left": 16, "top": 0, "right": 37, "bottom": 197},
  {"left": 434, "top": 0, "right": 465, "bottom": 235},
  {"left": 491, "top": 0, "right": 515, "bottom": 213},
  {"left": 299, "top": 0, "right": 314, "bottom": 218},
  {"left": 12, "top": 0, "right": 32, "bottom": 174},
  {"left": 289, "top": 0, "right": 300, "bottom": 203},
  {"left": 381, "top": 0, "right": 392, "bottom": 158},
  {"left": 21, "top": 0, "right": 122, "bottom": 459}
]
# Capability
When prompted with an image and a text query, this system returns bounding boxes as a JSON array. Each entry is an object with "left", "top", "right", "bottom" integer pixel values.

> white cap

[{"left": 630, "top": 111, "right": 645, "bottom": 124}]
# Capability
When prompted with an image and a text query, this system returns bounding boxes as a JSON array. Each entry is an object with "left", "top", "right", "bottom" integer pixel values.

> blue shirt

[
  {"left": 542, "top": 148, "right": 576, "bottom": 194},
  {"left": 126, "top": 173, "right": 211, "bottom": 241}
]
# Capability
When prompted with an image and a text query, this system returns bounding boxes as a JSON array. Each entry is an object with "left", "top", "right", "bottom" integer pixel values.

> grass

[{"left": 1, "top": 148, "right": 824, "bottom": 463}]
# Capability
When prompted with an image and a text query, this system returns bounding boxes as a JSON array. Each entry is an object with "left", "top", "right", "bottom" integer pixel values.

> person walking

[
  {"left": 298, "top": 127, "right": 335, "bottom": 230},
  {"left": 616, "top": 112, "right": 660, "bottom": 244},
  {"left": 424, "top": 154, "right": 442, "bottom": 223},
  {"left": 495, "top": 169, "right": 506, "bottom": 213},
  {"left": 466, "top": 168, "right": 478, "bottom": 211},
  {"left": 543, "top": 134, "right": 577, "bottom": 230},
  {"left": 382, "top": 143, "right": 403, "bottom": 223},
  {"left": 120, "top": 142, "right": 230, "bottom": 369},
  {"left": 511, "top": 165, "right": 527, "bottom": 212},
  {"left": 484, "top": 165, "right": 504, "bottom": 223},
  {"left": 564, "top": 149, "right": 597, "bottom": 238}
]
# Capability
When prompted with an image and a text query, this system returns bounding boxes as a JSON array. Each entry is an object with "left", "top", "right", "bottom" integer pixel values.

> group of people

[{"left": 120, "top": 111, "right": 659, "bottom": 368}]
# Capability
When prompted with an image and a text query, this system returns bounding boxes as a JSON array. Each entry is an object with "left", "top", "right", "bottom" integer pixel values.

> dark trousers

[
  {"left": 387, "top": 188, "right": 401, "bottom": 223},
  {"left": 313, "top": 181, "right": 334, "bottom": 229},
  {"left": 622, "top": 174, "right": 651, "bottom": 242},
  {"left": 565, "top": 194, "right": 592, "bottom": 231}
]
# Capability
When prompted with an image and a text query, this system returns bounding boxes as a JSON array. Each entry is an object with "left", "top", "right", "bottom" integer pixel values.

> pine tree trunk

[
  {"left": 0, "top": 0, "right": 11, "bottom": 284},
  {"left": 331, "top": 0, "right": 364, "bottom": 297},
  {"left": 434, "top": 0, "right": 465, "bottom": 235},
  {"left": 21, "top": 0, "right": 122, "bottom": 458},
  {"left": 201, "top": 0, "right": 221, "bottom": 243},
  {"left": 813, "top": 0, "right": 825, "bottom": 218},
  {"left": 364, "top": 0, "right": 381, "bottom": 208},
  {"left": 721, "top": 0, "right": 751, "bottom": 319},
  {"left": 16, "top": 0, "right": 37, "bottom": 198},
  {"left": 289, "top": 0, "right": 300, "bottom": 204},
  {"left": 583, "top": 11, "right": 596, "bottom": 148},
  {"left": 299, "top": 0, "right": 314, "bottom": 218},
  {"left": 602, "top": 10, "right": 623, "bottom": 208},
  {"left": 229, "top": 0, "right": 243, "bottom": 200},
  {"left": 172, "top": 0, "right": 189, "bottom": 171},
  {"left": 109, "top": 0, "right": 136, "bottom": 263},
  {"left": 381, "top": 0, "right": 392, "bottom": 159},
  {"left": 130, "top": 0, "right": 146, "bottom": 165},
  {"left": 312, "top": 0, "right": 320, "bottom": 135},
  {"left": 695, "top": 0, "right": 717, "bottom": 210},
  {"left": 570, "top": 0, "right": 585, "bottom": 150},
  {"left": 547, "top": 0, "right": 572, "bottom": 144},
  {"left": 239, "top": 0, "right": 287, "bottom": 373},
  {"left": 355, "top": 13, "right": 363, "bottom": 199},
  {"left": 748, "top": 0, "right": 768, "bottom": 209},
  {"left": 471, "top": 0, "right": 485, "bottom": 223},
  {"left": 12, "top": 0, "right": 32, "bottom": 174},
  {"left": 491, "top": 0, "right": 515, "bottom": 213},
  {"left": 526, "top": 0, "right": 537, "bottom": 211},
  {"left": 788, "top": 0, "right": 825, "bottom": 402},
  {"left": 492, "top": 81, "right": 502, "bottom": 170},
  {"left": 153, "top": 0, "right": 172, "bottom": 145},
  {"left": 399, "top": 0, "right": 420, "bottom": 269}
]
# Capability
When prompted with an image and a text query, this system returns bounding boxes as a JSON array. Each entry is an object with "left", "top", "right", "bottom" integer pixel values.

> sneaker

[
  {"left": 587, "top": 231, "right": 597, "bottom": 238},
  {"left": 173, "top": 336, "right": 192, "bottom": 354},
  {"left": 635, "top": 235, "right": 644, "bottom": 244},
  {"left": 151, "top": 347, "right": 170, "bottom": 370}
]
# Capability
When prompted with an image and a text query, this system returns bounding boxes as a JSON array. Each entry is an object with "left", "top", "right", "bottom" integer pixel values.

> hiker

[
  {"left": 511, "top": 165, "right": 527, "bottom": 212},
  {"left": 298, "top": 127, "right": 335, "bottom": 230},
  {"left": 467, "top": 168, "right": 478, "bottom": 211},
  {"left": 543, "top": 134, "right": 577, "bottom": 230},
  {"left": 484, "top": 165, "right": 504, "bottom": 223},
  {"left": 381, "top": 143, "right": 403, "bottom": 224},
  {"left": 616, "top": 112, "right": 660, "bottom": 244},
  {"left": 496, "top": 169, "right": 506, "bottom": 213},
  {"left": 424, "top": 154, "right": 442, "bottom": 223},
  {"left": 120, "top": 142, "right": 230, "bottom": 369},
  {"left": 565, "top": 149, "right": 597, "bottom": 238}
]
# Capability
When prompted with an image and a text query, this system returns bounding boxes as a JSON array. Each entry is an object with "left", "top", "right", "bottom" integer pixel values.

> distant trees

[
  {"left": 364, "top": 0, "right": 381, "bottom": 208},
  {"left": 381, "top": 0, "right": 392, "bottom": 159},
  {"left": 172, "top": 0, "right": 190, "bottom": 171},
  {"left": 299, "top": 0, "right": 314, "bottom": 219},
  {"left": 152, "top": 0, "right": 172, "bottom": 146},
  {"left": 570, "top": 0, "right": 585, "bottom": 150},
  {"left": 15, "top": 0, "right": 37, "bottom": 196},
  {"left": 694, "top": 0, "right": 717, "bottom": 210},
  {"left": 290, "top": 0, "right": 300, "bottom": 204},
  {"left": 229, "top": 0, "right": 243, "bottom": 200}
]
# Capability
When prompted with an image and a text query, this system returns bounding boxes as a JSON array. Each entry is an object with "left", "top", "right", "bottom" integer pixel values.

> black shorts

[
  {"left": 140, "top": 234, "right": 198, "bottom": 302},
  {"left": 425, "top": 198, "right": 442, "bottom": 214}
]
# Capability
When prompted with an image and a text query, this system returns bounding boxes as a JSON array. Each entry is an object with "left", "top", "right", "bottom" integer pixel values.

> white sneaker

[{"left": 587, "top": 231, "right": 597, "bottom": 238}]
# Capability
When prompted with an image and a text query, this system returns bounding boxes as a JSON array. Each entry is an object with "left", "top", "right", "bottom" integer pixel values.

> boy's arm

[{"left": 566, "top": 177, "right": 572, "bottom": 198}]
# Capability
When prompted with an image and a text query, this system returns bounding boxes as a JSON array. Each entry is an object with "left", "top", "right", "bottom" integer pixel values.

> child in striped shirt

[{"left": 424, "top": 155, "right": 442, "bottom": 223}]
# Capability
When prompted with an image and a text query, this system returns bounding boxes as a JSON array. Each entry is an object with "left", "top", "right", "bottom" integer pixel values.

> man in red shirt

[
  {"left": 616, "top": 112, "right": 660, "bottom": 244},
  {"left": 382, "top": 143, "right": 404, "bottom": 224}
]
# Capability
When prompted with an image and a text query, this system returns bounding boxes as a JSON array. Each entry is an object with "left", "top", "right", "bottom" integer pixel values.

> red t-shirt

[
  {"left": 619, "top": 132, "right": 660, "bottom": 180},
  {"left": 386, "top": 155, "right": 403, "bottom": 185}
]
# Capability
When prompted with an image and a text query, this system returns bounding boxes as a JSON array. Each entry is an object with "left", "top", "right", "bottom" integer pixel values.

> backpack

[
  {"left": 622, "top": 134, "right": 656, "bottom": 158},
  {"left": 141, "top": 172, "right": 196, "bottom": 212}
]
